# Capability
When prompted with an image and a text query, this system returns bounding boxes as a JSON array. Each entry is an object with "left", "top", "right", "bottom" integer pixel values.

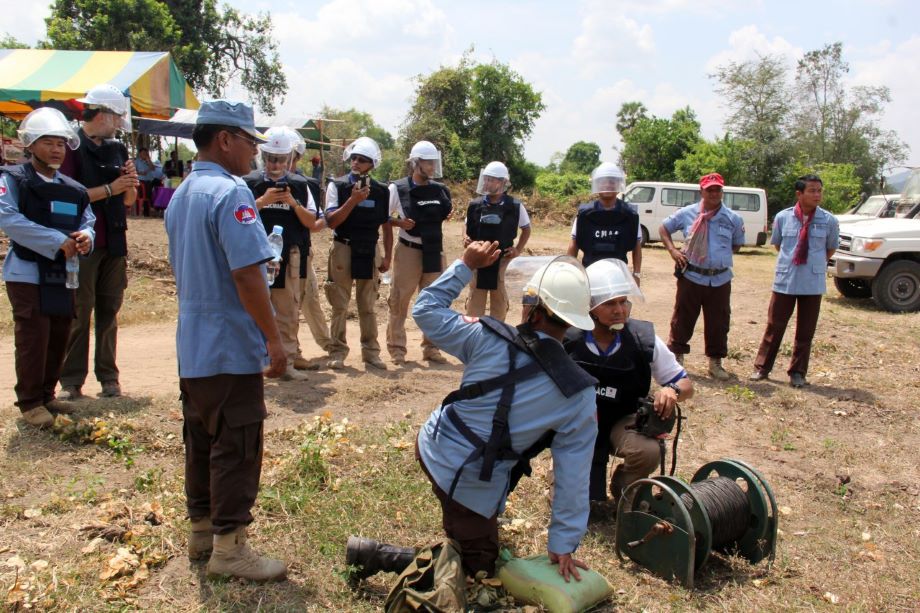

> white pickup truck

[{"left": 828, "top": 171, "right": 920, "bottom": 312}]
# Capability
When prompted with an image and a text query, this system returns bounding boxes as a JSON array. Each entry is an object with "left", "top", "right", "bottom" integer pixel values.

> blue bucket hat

[{"left": 196, "top": 100, "right": 266, "bottom": 141}]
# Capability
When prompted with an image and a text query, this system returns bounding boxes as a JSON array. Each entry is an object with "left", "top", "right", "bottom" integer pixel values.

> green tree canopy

[
  {"left": 43, "top": 0, "right": 287, "bottom": 114},
  {"left": 619, "top": 106, "right": 701, "bottom": 181},
  {"left": 560, "top": 141, "right": 601, "bottom": 175},
  {"left": 318, "top": 106, "right": 396, "bottom": 179},
  {"left": 399, "top": 53, "right": 545, "bottom": 186},
  {"left": 674, "top": 134, "right": 754, "bottom": 187}
]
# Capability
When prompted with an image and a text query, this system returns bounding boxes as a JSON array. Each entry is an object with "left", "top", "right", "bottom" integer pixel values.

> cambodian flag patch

[
  {"left": 0, "top": 185, "right": 7, "bottom": 197},
  {"left": 234, "top": 203, "right": 257, "bottom": 224}
]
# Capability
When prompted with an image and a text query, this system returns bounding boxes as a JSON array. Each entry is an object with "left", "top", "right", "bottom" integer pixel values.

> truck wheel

[
  {"left": 640, "top": 226, "right": 650, "bottom": 246},
  {"left": 833, "top": 277, "right": 872, "bottom": 299},
  {"left": 871, "top": 261, "right": 920, "bottom": 312}
]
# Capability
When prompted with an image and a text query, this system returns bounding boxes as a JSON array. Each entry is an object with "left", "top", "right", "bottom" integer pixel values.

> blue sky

[{"left": 10, "top": 0, "right": 920, "bottom": 169}]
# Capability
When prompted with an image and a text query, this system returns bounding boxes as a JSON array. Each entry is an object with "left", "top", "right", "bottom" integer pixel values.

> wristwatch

[
  {"left": 632, "top": 271, "right": 641, "bottom": 278},
  {"left": 665, "top": 382, "right": 681, "bottom": 398}
]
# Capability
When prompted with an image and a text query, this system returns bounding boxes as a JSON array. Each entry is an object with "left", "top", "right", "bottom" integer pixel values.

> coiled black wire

[{"left": 679, "top": 477, "right": 751, "bottom": 549}]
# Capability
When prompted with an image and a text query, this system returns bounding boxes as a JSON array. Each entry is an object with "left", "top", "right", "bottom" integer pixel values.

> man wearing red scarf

[
  {"left": 659, "top": 173, "right": 745, "bottom": 380},
  {"left": 751, "top": 175, "right": 839, "bottom": 387}
]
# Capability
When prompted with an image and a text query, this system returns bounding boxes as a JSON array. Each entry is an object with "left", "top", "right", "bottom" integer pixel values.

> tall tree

[
  {"left": 43, "top": 0, "right": 287, "bottom": 114},
  {"left": 619, "top": 106, "right": 701, "bottom": 181},
  {"left": 793, "top": 42, "right": 907, "bottom": 190},
  {"left": 712, "top": 54, "right": 793, "bottom": 194},
  {"left": 319, "top": 106, "right": 395, "bottom": 179},
  {"left": 615, "top": 101, "right": 648, "bottom": 140},
  {"left": 399, "top": 55, "right": 545, "bottom": 186},
  {"left": 560, "top": 141, "right": 601, "bottom": 175}
]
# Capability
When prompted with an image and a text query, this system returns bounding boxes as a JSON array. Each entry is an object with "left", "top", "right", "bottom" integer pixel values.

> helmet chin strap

[{"left": 610, "top": 323, "right": 625, "bottom": 331}]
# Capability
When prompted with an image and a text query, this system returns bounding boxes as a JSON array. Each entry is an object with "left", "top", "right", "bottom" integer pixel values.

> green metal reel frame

[
  {"left": 691, "top": 458, "right": 778, "bottom": 565},
  {"left": 615, "top": 477, "right": 699, "bottom": 588}
]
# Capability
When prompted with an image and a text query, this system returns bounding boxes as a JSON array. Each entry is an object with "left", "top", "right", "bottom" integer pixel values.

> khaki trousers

[
  {"left": 464, "top": 258, "right": 511, "bottom": 321},
  {"left": 324, "top": 241, "right": 381, "bottom": 361},
  {"left": 270, "top": 247, "right": 333, "bottom": 360},
  {"left": 608, "top": 413, "right": 664, "bottom": 500},
  {"left": 386, "top": 240, "right": 445, "bottom": 358}
]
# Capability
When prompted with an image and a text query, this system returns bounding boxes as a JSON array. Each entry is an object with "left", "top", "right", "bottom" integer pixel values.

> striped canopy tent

[{"left": 0, "top": 49, "right": 199, "bottom": 121}]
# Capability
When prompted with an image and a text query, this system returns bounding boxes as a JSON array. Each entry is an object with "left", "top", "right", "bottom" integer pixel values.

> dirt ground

[{"left": 1, "top": 216, "right": 919, "bottom": 611}]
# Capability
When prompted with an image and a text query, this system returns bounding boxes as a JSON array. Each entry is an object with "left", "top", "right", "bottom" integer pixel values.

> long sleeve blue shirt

[
  {"left": 0, "top": 170, "right": 95, "bottom": 284},
  {"left": 413, "top": 260, "right": 597, "bottom": 554}
]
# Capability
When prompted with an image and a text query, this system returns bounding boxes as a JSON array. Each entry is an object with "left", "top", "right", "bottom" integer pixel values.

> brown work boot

[
  {"left": 364, "top": 356, "right": 387, "bottom": 370},
  {"left": 188, "top": 517, "right": 213, "bottom": 561},
  {"left": 423, "top": 350, "right": 448, "bottom": 364},
  {"left": 327, "top": 356, "right": 345, "bottom": 370},
  {"left": 206, "top": 527, "right": 287, "bottom": 582},
  {"left": 279, "top": 366, "right": 308, "bottom": 381},
  {"left": 391, "top": 353, "right": 407, "bottom": 366},
  {"left": 21, "top": 406, "right": 55, "bottom": 428},
  {"left": 708, "top": 358, "right": 731, "bottom": 381},
  {"left": 59, "top": 385, "right": 83, "bottom": 401},
  {"left": 100, "top": 381, "right": 122, "bottom": 397},
  {"left": 45, "top": 399, "right": 76, "bottom": 414}
]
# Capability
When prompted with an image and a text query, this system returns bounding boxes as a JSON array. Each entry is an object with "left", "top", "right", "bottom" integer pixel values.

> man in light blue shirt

[
  {"left": 752, "top": 174, "right": 839, "bottom": 387},
  {"left": 1, "top": 107, "right": 94, "bottom": 428},
  {"left": 165, "top": 99, "right": 287, "bottom": 582},
  {"left": 413, "top": 242, "right": 598, "bottom": 581},
  {"left": 659, "top": 173, "right": 745, "bottom": 380}
]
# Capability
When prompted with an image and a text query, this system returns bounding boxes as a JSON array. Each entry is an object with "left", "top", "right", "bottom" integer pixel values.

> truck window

[
  {"left": 725, "top": 192, "right": 760, "bottom": 212},
  {"left": 662, "top": 188, "right": 699, "bottom": 207},
  {"left": 624, "top": 186, "right": 655, "bottom": 204}
]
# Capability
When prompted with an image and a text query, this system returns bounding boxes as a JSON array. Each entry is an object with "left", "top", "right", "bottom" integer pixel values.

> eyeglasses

[
  {"left": 228, "top": 130, "right": 259, "bottom": 148},
  {"left": 350, "top": 154, "right": 373, "bottom": 165}
]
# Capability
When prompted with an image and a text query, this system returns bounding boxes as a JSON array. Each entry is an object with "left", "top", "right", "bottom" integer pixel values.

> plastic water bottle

[
  {"left": 66, "top": 255, "right": 79, "bottom": 289},
  {"left": 266, "top": 225, "right": 284, "bottom": 286},
  {"left": 380, "top": 270, "right": 392, "bottom": 284}
]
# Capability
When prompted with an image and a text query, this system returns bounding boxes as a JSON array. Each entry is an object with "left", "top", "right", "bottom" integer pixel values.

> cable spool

[{"left": 614, "top": 459, "right": 778, "bottom": 588}]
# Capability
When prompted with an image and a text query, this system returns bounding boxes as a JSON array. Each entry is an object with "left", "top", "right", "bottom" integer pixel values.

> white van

[{"left": 623, "top": 181, "right": 768, "bottom": 247}]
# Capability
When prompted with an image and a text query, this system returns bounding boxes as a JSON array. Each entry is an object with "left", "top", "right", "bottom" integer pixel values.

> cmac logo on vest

[
  {"left": 596, "top": 385, "right": 618, "bottom": 399},
  {"left": 263, "top": 203, "right": 291, "bottom": 211},
  {"left": 594, "top": 229, "right": 620, "bottom": 239},
  {"left": 415, "top": 199, "right": 442, "bottom": 206}
]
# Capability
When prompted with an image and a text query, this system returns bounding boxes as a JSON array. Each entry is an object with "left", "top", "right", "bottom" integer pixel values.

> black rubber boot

[{"left": 345, "top": 536, "right": 416, "bottom": 579}]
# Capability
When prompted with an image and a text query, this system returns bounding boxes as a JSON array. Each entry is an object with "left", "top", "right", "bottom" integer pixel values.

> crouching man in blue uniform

[
  {"left": 564, "top": 259, "right": 693, "bottom": 512},
  {"left": 413, "top": 242, "right": 598, "bottom": 580}
]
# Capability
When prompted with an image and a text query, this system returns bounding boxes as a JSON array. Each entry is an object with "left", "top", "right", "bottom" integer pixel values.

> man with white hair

[
  {"left": 59, "top": 84, "right": 138, "bottom": 400},
  {"left": 386, "top": 140, "right": 453, "bottom": 365},
  {"left": 244, "top": 127, "right": 322, "bottom": 380}
]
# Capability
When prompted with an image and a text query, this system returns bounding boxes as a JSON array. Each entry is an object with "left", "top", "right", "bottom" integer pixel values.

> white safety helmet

[
  {"left": 78, "top": 84, "right": 131, "bottom": 132},
  {"left": 18, "top": 107, "right": 80, "bottom": 150},
  {"left": 522, "top": 255, "right": 594, "bottom": 331},
  {"left": 343, "top": 136, "right": 381, "bottom": 168},
  {"left": 282, "top": 127, "right": 306, "bottom": 157},
  {"left": 476, "top": 161, "right": 511, "bottom": 195},
  {"left": 408, "top": 140, "right": 443, "bottom": 179},
  {"left": 586, "top": 258, "right": 644, "bottom": 310},
  {"left": 591, "top": 162, "right": 626, "bottom": 195},
  {"left": 260, "top": 127, "right": 295, "bottom": 155}
]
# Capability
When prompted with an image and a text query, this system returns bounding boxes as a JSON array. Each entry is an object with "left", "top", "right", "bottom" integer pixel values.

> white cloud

[
  {"left": 704, "top": 25, "right": 802, "bottom": 74},
  {"left": 571, "top": 1, "right": 655, "bottom": 77},
  {"left": 850, "top": 35, "right": 920, "bottom": 166},
  {"left": 0, "top": 0, "right": 50, "bottom": 44}
]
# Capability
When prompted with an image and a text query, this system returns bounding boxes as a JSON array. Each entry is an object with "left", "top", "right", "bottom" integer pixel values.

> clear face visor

[
  {"left": 592, "top": 175, "right": 625, "bottom": 195},
  {"left": 476, "top": 171, "right": 509, "bottom": 196},
  {"left": 411, "top": 155, "right": 443, "bottom": 180},
  {"left": 261, "top": 151, "right": 294, "bottom": 178},
  {"left": 90, "top": 105, "right": 131, "bottom": 135}
]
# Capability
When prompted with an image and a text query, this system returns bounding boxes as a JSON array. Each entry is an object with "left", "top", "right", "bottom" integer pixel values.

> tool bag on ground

[{"left": 384, "top": 539, "right": 466, "bottom": 613}]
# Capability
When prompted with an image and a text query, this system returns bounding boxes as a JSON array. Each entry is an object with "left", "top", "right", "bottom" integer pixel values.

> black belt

[
  {"left": 686, "top": 263, "right": 728, "bottom": 276},
  {"left": 333, "top": 235, "right": 351, "bottom": 245},
  {"left": 399, "top": 236, "right": 423, "bottom": 250}
]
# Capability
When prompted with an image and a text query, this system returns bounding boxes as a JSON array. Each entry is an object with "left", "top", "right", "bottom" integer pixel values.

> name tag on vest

[
  {"left": 357, "top": 199, "right": 376, "bottom": 208},
  {"left": 51, "top": 201, "right": 78, "bottom": 216},
  {"left": 596, "top": 385, "right": 618, "bottom": 399}
]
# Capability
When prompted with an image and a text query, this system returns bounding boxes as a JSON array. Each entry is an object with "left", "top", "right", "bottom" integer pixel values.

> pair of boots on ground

[{"left": 189, "top": 518, "right": 287, "bottom": 582}]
